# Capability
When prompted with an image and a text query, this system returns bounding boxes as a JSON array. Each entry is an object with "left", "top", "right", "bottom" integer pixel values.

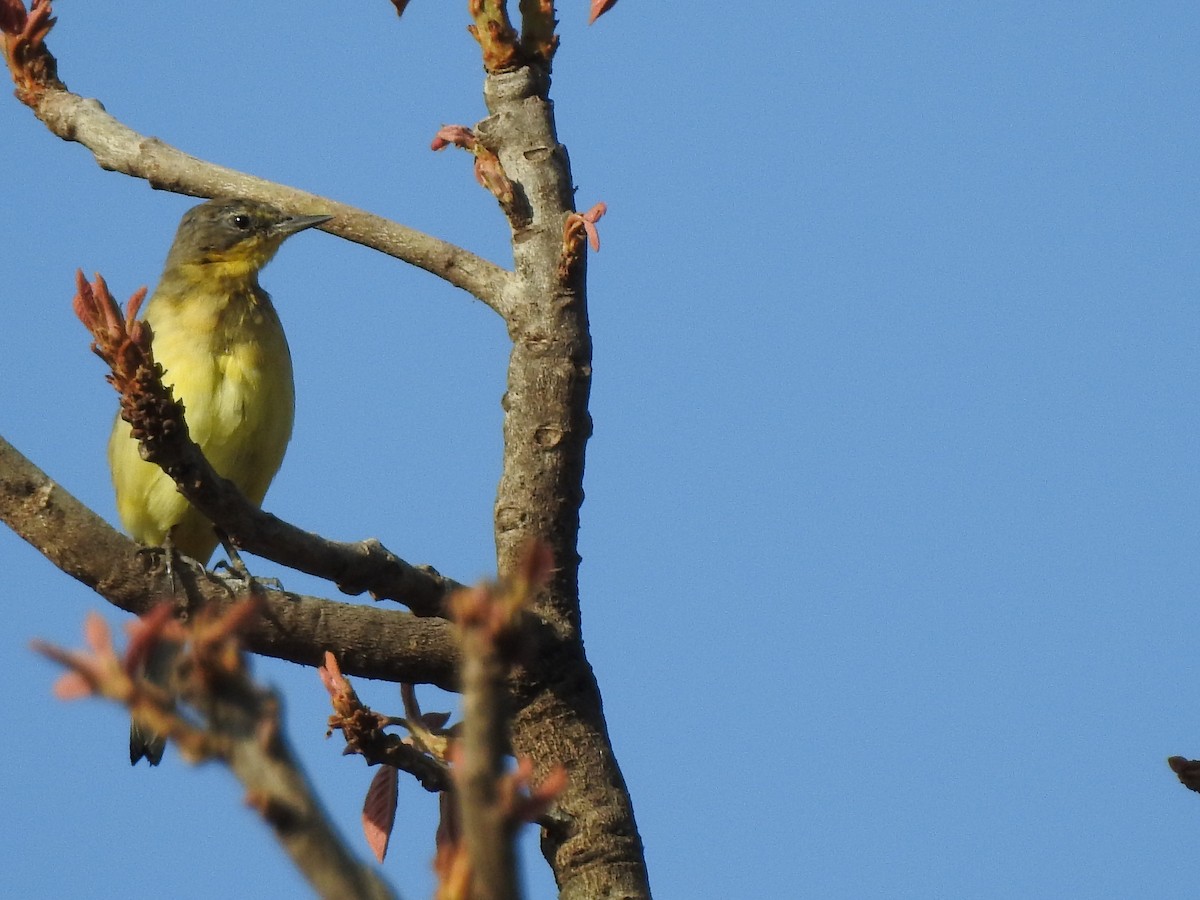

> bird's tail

[
  {"left": 130, "top": 719, "right": 166, "bottom": 766},
  {"left": 129, "top": 639, "right": 178, "bottom": 767}
]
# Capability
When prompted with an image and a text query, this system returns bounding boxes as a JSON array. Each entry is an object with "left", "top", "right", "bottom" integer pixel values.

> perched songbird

[{"left": 109, "top": 197, "right": 330, "bottom": 765}]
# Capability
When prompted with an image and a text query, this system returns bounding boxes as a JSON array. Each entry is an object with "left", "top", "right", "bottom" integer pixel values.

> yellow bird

[{"left": 109, "top": 197, "right": 330, "bottom": 765}]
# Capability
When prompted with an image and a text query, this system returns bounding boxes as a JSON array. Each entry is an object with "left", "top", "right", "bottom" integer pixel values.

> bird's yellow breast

[{"left": 108, "top": 276, "right": 294, "bottom": 562}]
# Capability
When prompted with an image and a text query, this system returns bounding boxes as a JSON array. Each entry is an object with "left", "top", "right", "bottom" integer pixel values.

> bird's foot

[
  {"left": 205, "top": 529, "right": 285, "bottom": 595},
  {"left": 208, "top": 561, "right": 284, "bottom": 595},
  {"left": 136, "top": 539, "right": 205, "bottom": 601}
]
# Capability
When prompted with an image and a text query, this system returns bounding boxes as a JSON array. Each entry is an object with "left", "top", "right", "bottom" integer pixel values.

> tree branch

[
  {"left": 0, "top": 434, "right": 461, "bottom": 689},
  {"left": 36, "top": 606, "right": 397, "bottom": 900},
  {"left": 478, "top": 61, "right": 652, "bottom": 899},
  {"left": 70, "top": 271, "right": 461, "bottom": 618},
  {"left": 322, "top": 655, "right": 456, "bottom": 801},
  {"left": 0, "top": 3, "right": 513, "bottom": 317}
]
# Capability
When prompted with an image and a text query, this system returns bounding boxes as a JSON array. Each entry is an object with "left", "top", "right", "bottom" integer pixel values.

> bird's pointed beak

[{"left": 273, "top": 213, "right": 333, "bottom": 236}]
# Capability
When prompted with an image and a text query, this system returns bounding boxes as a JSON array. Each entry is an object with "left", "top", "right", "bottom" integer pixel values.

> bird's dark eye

[{"left": 231, "top": 214, "right": 251, "bottom": 230}]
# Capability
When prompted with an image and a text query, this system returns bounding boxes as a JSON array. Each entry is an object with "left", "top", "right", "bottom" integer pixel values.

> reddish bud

[
  {"left": 589, "top": 0, "right": 619, "bottom": 25},
  {"left": 52, "top": 671, "right": 95, "bottom": 700},
  {"left": 473, "top": 150, "right": 515, "bottom": 207},
  {"left": 431, "top": 125, "right": 477, "bottom": 152}
]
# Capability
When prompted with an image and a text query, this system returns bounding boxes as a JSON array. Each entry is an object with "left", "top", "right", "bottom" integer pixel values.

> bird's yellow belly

[{"left": 109, "top": 289, "right": 294, "bottom": 563}]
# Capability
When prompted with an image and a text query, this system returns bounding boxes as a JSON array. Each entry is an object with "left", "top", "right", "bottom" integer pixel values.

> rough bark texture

[
  {"left": 480, "top": 65, "right": 651, "bottom": 899},
  {"left": 0, "top": 436, "right": 461, "bottom": 689}
]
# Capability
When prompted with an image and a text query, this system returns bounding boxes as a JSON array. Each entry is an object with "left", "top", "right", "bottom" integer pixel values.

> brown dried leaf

[
  {"left": 1169, "top": 756, "right": 1200, "bottom": 793},
  {"left": 419, "top": 711, "right": 452, "bottom": 731}
]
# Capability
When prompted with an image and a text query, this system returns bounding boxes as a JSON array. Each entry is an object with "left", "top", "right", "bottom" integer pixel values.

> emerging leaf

[
  {"left": 589, "top": 0, "right": 619, "bottom": 25},
  {"left": 362, "top": 765, "right": 399, "bottom": 863}
]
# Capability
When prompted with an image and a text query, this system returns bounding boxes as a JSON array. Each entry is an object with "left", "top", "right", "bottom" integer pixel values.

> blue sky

[{"left": 3, "top": 2, "right": 1200, "bottom": 897}]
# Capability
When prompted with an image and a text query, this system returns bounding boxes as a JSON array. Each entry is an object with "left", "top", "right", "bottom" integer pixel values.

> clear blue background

[{"left": 2, "top": 2, "right": 1199, "bottom": 897}]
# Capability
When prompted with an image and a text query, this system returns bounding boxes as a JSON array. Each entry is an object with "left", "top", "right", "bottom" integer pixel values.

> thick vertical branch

[
  {"left": 483, "top": 86, "right": 588, "bottom": 634},
  {"left": 478, "top": 65, "right": 651, "bottom": 899}
]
